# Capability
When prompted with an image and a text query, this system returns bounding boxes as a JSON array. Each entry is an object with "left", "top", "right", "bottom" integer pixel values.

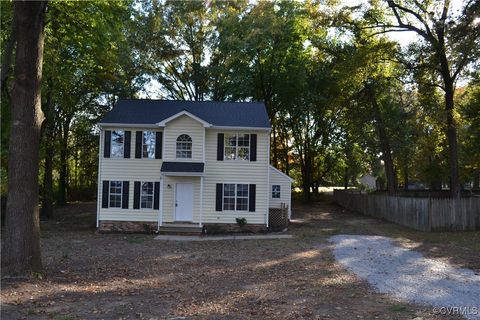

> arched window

[{"left": 176, "top": 134, "right": 192, "bottom": 159}]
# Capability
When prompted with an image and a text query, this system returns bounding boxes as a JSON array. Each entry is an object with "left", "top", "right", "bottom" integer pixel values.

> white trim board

[
  {"left": 269, "top": 165, "right": 294, "bottom": 182},
  {"left": 156, "top": 110, "right": 212, "bottom": 128}
]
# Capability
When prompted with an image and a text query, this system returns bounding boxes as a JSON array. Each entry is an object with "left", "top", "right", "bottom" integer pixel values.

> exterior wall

[
  {"left": 202, "top": 129, "right": 270, "bottom": 225},
  {"left": 161, "top": 176, "right": 201, "bottom": 223},
  {"left": 163, "top": 115, "right": 204, "bottom": 162},
  {"left": 268, "top": 167, "right": 292, "bottom": 218},
  {"left": 98, "top": 122, "right": 271, "bottom": 228},
  {"left": 98, "top": 127, "right": 162, "bottom": 223}
]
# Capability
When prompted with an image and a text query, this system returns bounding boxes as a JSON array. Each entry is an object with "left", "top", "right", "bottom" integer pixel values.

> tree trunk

[
  {"left": 2, "top": 1, "right": 47, "bottom": 277},
  {"left": 344, "top": 166, "right": 349, "bottom": 189},
  {"left": 369, "top": 88, "right": 396, "bottom": 195},
  {"left": 444, "top": 83, "right": 460, "bottom": 197},
  {"left": 403, "top": 160, "right": 409, "bottom": 190},
  {"left": 58, "top": 118, "right": 71, "bottom": 205}
]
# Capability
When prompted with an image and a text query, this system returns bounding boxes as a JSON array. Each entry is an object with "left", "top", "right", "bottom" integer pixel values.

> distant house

[
  {"left": 359, "top": 174, "right": 377, "bottom": 190},
  {"left": 96, "top": 100, "right": 292, "bottom": 233}
]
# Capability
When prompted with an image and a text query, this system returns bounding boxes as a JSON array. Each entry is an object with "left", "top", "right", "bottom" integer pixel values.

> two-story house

[{"left": 97, "top": 100, "right": 292, "bottom": 233}]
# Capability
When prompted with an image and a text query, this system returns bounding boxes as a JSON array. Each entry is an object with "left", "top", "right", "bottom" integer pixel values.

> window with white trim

[
  {"left": 141, "top": 182, "right": 154, "bottom": 209},
  {"left": 223, "top": 183, "right": 248, "bottom": 211},
  {"left": 224, "top": 133, "right": 249, "bottom": 160},
  {"left": 142, "top": 131, "right": 155, "bottom": 158},
  {"left": 176, "top": 134, "right": 192, "bottom": 159},
  {"left": 109, "top": 181, "right": 122, "bottom": 208},
  {"left": 111, "top": 130, "right": 124, "bottom": 158},
  {"left": 272, "top": 185, "right": 281, "bottom": 198}
]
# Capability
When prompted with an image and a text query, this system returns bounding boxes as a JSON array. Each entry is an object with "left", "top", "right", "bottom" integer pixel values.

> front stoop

[{"left": 158, "top": 222, "right": 203, "bottom": 235}]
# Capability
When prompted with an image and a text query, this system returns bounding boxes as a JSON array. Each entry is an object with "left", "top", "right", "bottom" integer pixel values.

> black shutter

[
  {"left": 154, "top": 182, "right": 160, "bottom": 210},
  {"left": 250, "top": 134, "right": 257, "bottom": 161},
  {"left": 217, "top": 133, "right": 224, "bottom": 161},
  {"left": 102, "top": 180, "right": 109, "bottom": 208},
  {"left": 122, "top": 181, "right": 129, "bottom": 209},
  {"left": 249, "top": 184, "right": 256, "bottom": 212},
  {"left": 215, "top": 183, "right": 223, "bottom": 211},
  {"left": 135, "top": 131, "right": 142, "bottom": 158},
  {"left": 133, "top": 181, "right": 140, "bottom": 209},
  {"left": 155, "top": 131, "right": 163, "bottom": 159},
  {"left": 124, "top": 131, "right": 131, "bottom": 158},
  {"left": 104, "top": 130, "right": 111, "bottom": 158}
]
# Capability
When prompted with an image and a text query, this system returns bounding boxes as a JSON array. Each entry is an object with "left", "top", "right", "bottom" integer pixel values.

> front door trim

[{"left": 174, "top": 183, "right": 194, "bottom": 222}]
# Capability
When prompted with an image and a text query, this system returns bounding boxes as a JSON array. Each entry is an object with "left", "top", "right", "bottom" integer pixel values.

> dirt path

[{"left": 1, "top": 200, "right": 477, "bottom": 319}]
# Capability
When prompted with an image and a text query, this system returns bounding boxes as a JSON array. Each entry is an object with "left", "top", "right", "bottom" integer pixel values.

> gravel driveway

[{"left": 330, "top": 235, "right": 480, "bottom": 320}]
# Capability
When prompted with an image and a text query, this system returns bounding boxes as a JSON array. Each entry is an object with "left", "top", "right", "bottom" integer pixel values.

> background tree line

[{"left": 1, "top": 0, "right": 479, "bottom": 216}]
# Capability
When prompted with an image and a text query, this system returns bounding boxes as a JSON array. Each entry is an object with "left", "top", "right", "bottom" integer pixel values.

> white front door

[{"left": 175, "top": 183, "right": 194, "bottom": 221}]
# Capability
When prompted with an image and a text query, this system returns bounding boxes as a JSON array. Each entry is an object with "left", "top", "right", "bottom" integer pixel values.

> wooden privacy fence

[{"left": 333, "top": 190, "right": 480, "bottom": 231}]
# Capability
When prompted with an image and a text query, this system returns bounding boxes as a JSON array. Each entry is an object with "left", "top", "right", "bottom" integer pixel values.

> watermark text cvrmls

[{"left": 433, "top": 306, "right": 479, "bottom": 316}]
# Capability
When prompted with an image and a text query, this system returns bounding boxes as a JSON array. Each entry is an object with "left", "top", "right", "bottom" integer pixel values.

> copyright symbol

[{"left": 433, "top": 307, "right": 439, "bottom": 314}]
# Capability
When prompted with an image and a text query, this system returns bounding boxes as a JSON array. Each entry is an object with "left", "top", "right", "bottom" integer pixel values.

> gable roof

[{"left": 99, "top": 99, "right": 270, "bottom": 129}]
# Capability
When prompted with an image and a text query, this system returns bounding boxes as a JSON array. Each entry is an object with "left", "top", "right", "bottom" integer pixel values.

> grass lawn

[{"left": 1, "top": 198, "right": 477, "bottom": 319}]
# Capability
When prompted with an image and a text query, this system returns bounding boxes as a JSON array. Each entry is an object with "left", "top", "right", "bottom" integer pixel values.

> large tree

[
  {"left": 2, "top": 1, "right": 48, "bottom": 276},
  {"left": 364, "top": 0, "right": 480, "bottom": 196}
]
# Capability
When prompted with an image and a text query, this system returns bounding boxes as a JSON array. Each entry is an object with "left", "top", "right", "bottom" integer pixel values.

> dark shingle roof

[
  {"left": 99, "top": 99, "right": 270, "bottom": 128},
  {"left": 161, "top": 162, "right": 204, "bottom": 173}
]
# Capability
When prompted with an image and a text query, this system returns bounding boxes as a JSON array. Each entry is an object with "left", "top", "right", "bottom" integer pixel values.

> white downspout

[
  {"left": 158, "top": 175, "right": 164, "bottom": 231},
  {"left": 96, "top": 128, "right": 103, "bottom": 229},
  {"left": 199, "top": 176, "right": 204, "bottom": 227},
  {"left": 266, "top": 129, "right": 271, "bottom": 228}
]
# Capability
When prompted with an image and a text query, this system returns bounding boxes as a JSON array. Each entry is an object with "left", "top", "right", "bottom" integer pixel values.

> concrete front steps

[{"left": 158, "top": 223, "right": 203, "bottom": 235}]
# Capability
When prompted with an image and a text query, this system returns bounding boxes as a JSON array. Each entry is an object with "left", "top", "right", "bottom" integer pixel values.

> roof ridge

[{"left": 118, "top": 98, "right": 265, "bottom": 104}]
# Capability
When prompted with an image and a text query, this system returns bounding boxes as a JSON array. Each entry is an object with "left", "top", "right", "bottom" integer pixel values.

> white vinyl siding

[
  {"left": 203, "top": 129, "right": 269, "bottom": 224},
  {"left": 269, "top": 166, "right": 292, "bottom": 219},
  {"left": 98, "top": 123, "right": 271, "bottom": 226},
  {"left": 163, "top": 115, "right": 203, "bottom": 162},
  {"left": 98, "top": 128, "right": 162, "bottom": 222}
]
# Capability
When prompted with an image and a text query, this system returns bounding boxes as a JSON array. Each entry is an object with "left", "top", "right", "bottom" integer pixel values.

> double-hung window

[
  {"left": 142, "top": 131, "right": 155, "bottom": 158},
  {"left": 224, "top": 134, "right": 249, "bottom": 160},
  {"left": 140, "top": 182, "right": 154, "bottom": 209},
  {"left": 272, "top": 185, "right": 281, "bottom": 198},
  {"left": 111, "top": 130, "right": 124, "bottom": 158},
  {"left": 223, "top": 184, "right": 248, "bottom": 211},
  {"left": 109, "top": 181, "right": 122, "bottom": 208}
]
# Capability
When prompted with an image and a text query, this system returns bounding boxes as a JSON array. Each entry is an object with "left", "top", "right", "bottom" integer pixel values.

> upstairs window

[
  {"left": 143, "top": 131, "right": 156, "bottom": 158},
  {"left": 111, "top": 130, "right": 124, "bottom": 158},
  {"left": 109, "top": 181, "right": 123, "bottom": 208},
  {"left": 223, "top": 183, "right": 248, "bottom": 211},
  {"left": 272, "top": 185, "right": 281, "bottom": 198},
  {"left": 224, "top": 134, "right": 249, "bottom": 160},
  {"left": 176, "top": 134, "right": 192, "bottom": 159}
]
